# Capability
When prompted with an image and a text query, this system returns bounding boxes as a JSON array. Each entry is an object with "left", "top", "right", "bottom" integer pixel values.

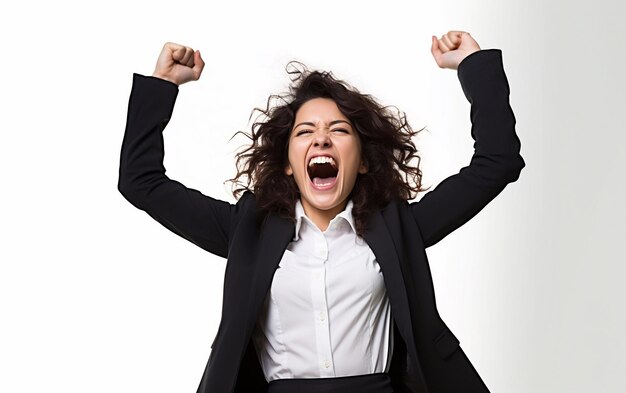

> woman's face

[{"left": 285, "top": 97, "right": 367, "bottom": 224}]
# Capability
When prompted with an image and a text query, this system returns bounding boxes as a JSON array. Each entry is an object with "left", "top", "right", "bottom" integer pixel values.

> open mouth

[{"left": 307, "top": 156, "right": 339, "bottom": 189}]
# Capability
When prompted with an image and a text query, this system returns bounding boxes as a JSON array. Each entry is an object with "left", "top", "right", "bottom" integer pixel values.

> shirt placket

[{"left": 309, "top": 230, "right": 334, "bottom": 377}]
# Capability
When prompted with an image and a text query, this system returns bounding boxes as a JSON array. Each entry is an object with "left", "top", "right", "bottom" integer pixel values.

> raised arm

[
  {"left": 410, "top": 32, "right": 525, "bottom": 248},
  {"left": 118, "top": 42, "right": 239, "bottom": 258}
]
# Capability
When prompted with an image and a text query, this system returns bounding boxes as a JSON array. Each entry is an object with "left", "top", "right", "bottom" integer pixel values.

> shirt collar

[{"left": 293, "top": 199, "right": 357, "bottom": 241}]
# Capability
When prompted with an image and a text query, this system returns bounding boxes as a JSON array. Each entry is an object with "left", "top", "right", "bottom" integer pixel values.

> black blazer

[{"left": 118, "top": 49, "right": 524, "bottom": 393}]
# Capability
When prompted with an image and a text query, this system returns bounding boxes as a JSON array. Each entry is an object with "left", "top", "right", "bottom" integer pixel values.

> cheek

[
  {"left": 285, "top": 141, "right": 296, "bottom": 174},
  {"left": 286, "top": 147, "right": 306, "bottom": 178},
  {"left": 344, "top": 144, "right": 363, "bottom": 174}
]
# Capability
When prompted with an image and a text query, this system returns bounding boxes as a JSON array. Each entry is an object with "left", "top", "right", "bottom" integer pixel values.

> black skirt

[{"left": 267, "top": 373, "right": 394, "bottom": 393}]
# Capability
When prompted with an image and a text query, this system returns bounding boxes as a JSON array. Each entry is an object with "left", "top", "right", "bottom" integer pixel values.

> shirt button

[
  {"left": 318, "top": 311, "right": 326, "bottom": 321},
  {"left": 322, "top": 359, "right": 331, "bottom": 368}
]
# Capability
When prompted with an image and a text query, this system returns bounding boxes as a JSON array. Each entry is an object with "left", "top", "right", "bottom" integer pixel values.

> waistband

[{"left": 267, "top": 373, "right": 393, "bottom": 393}]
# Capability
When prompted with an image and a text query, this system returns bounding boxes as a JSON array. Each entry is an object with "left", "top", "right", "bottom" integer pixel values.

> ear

[
  {"left": 358, "top": 160, "right": 368, "bottom": 174},
  {"left": 285, "top": 165, "right": 293, "bottom": 176}
]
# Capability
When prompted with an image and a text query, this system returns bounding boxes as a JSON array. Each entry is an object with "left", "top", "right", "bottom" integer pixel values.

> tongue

[{"left": 313, "top": 177, "right": 336, "bottom": 186}]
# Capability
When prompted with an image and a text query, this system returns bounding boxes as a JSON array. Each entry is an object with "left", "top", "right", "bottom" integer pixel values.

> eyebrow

[{"left": 293, "top": 119, "right": 353, "bottom": 130}]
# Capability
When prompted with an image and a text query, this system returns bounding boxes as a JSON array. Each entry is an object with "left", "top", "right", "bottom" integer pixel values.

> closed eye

[
  {"left": 332, "top": 128, "right": 350, "bottom": 134},
  {"left": 296, "top": 129, "right": 313, "bottom": 136}
]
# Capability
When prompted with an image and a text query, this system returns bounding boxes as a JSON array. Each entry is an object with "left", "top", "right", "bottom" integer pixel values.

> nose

[{"left": 313, "top": 130, "right": 331, "bottom": 148}]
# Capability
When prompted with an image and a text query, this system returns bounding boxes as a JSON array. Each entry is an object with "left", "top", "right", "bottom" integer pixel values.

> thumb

[
  {"left": 430, "top": 35, "right": 443, "bottom": 65},
  {"left": 192, "top": 50, "right": 205, "bottom": 79}
]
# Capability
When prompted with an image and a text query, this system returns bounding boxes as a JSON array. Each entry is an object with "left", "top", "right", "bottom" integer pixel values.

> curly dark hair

[{"left": 228, "top": 61, "right": 428, "bottom": 236}]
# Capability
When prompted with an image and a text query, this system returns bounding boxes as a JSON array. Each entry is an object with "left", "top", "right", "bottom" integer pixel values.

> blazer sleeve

[
  {"left": 117, "top": 73, "right": 238, "bottom": 258},
  {"left": 409, "top": 49, "right": 525, "bottom": 248}
]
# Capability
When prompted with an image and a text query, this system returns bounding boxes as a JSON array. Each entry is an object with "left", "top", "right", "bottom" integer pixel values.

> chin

[{"left": 301, "top": 179, "right": 348, "bottom": 211}]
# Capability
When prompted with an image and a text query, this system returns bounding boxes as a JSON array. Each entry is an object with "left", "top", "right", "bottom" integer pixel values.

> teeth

[{"left": 308, "top": 156, "right": 336, "bottom": 167}]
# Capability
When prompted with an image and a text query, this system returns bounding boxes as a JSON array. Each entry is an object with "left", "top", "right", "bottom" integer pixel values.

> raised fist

[
  {"left": 152, "top": 42, "right": 205, "bottom": 86},
  {"left": 431, "top": 31, "right": 481, "bottom": 70}
]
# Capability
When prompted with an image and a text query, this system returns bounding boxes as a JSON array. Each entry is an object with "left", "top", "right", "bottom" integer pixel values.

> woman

[{"left": 118, "top": 31, "right": 524, "bottom": 393}]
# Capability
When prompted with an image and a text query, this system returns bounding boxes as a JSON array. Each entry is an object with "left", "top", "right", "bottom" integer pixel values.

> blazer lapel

[
  {"left": 245, "top": 213, "right": 295, "bottom": 334},
  {"left": 363, "top": 209, "right": 418, "bottom": 354},
  {"left": 364, "top": 209, "right": 433, "bottom": 391}
]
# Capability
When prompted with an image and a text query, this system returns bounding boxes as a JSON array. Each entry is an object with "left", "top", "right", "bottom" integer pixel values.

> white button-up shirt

[{"left": 251, "top": 199, "right": 394, "bottom": 382}]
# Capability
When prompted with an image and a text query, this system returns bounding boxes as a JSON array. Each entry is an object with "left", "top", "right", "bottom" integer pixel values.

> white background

[{"left": 1, "top": 0, "right": 625, "bottom": 392}]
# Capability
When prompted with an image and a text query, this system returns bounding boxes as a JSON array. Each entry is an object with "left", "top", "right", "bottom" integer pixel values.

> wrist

[{"left": 151, "top": 73, "right": 179, "bottom": 86}]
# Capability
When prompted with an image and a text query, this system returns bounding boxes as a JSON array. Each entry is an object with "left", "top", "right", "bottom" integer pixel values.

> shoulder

[
  {"left": 228, "top": 190, "right": 260, "bottom": 227},
  {"left": 233, "top": 190, "right": 262, "bottom": 217},
  {"left": 238, "top": 190, "right": 257, "bottom": 203},
  {"left": 380, "top": 197, "right": 410, "bottom": 212},
  {"left": 372, "top": 197, "right": 414, "bottom": 226}
]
